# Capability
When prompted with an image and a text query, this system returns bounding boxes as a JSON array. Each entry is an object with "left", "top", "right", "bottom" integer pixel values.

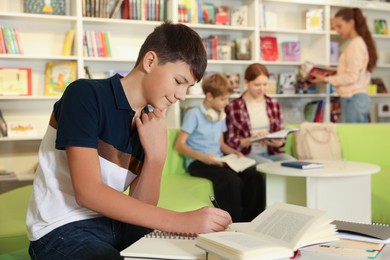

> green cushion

[{"left": 0, "top": 185, "right": 32, "bottom": 255}]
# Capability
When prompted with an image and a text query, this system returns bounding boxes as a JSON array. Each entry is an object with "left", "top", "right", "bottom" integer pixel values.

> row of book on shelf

[
  {"left": 203, "top": 35, "right": 251, "bottom": 61},
  {"left": 260, "top": 36, "right": 339, "bottom": 63},
  {"left": 177, "top": 0, "right": 248, "bottom": 26},
  {"left": 119, "top": 202, "right": 390, "bottom": 259},
  {"left": 0, "top": 26, "right": 23, "bottom": 55},
  {"left": 119, "top": 0, "right": 167, "bottom": 21},
  {"left": 83, "top": 30, "right": 112, "bottom": 57}
]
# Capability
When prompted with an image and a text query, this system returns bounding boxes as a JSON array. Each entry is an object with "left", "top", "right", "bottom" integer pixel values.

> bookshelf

[{"left": 0, "top": 0, "right": 390, "bottom": 180}]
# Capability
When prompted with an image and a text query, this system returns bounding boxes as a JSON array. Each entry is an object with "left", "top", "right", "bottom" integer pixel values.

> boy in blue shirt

[
  {"left": 27, "top": 22, "right": 231, "bottom": 260},
  {"left": 175, "top": 73, "right": 266, "bottom": 222}
]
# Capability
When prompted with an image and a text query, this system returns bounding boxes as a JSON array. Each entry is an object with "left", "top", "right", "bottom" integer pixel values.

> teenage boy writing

[
  {"left": 27, "top": 22, "right": 231, "bottom": 260},
  {"left": 175, "top": 73, "right": 266, "bottom": 223}
]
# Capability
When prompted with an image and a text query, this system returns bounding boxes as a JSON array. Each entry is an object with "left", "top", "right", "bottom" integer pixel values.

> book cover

[
  {"left": 281, "top": 161, "right": 324, "bottom": 170},
  {"left": 231, "top": 5, "right": 248, "bottom": 26},
  {"left": 282, "top": 41, "right": 300, "bottom": 62},
  {"left": 0, "top": 68, "right": 32, "bottom": 96},
  {"left": 62, "top": 29, "right": 75, "bottom": 56},
  {"left": 374, "top": 19, "right": 389, "bottom": 35},
  {"left": 196, "top": 202, "right": 338, "bottom": 259},
  {"left": 305, "top": 8, "right": 324, "bottom": 31},
  {"left": 265, "top": 73, "right": 278, "bottom": 95},
  {"left": 225, "top": 73, "right": 240, "bottom": 94},
  {"left": 234, "top": 38, "right": 251, "bottom": 60},
  {"left": 304, "top": 62, "right": 336, "bottom": 81},
  {"left": 202, "top": 2, "right": 215, "bottom": 24},
  {"left": 330, "top": 41, "right": 339, "bottom": 63},
  {"left": 215, "top": 154, "right": 256, "bottom": 173},
  {"left": 45, "top": 61, "right": 76, "bottom": 96},
  {"left": 24, "top": 0, "right": 66, "bottom": 15},
  {"left": 260, "top": 36, "right": 278, "bottom": 61},
  {"left": 278, "top": 73, "right": 296, "bottom": 94},
  {"left": 215, "top": 6, "right": 230, "bottom": 25},
  {"left": 250, "top": 128, "right": 300, "bottom": 143},
  {"left": 7, "top": 122, "right": 38, "bottom": 138}
]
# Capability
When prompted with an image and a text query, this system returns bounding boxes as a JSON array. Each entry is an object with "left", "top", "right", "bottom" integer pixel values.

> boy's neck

[{"left": 120, "top": 69, "right": 147, "bottom": 116}]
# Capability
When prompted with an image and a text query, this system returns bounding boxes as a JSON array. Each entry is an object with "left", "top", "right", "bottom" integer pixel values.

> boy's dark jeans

[{"left": 29, "top": 217, "right": 151, "bottom": 260}]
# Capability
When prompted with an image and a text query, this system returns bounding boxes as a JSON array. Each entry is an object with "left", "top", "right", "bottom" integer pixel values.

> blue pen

[{"left": 209, "top": 195, "right": 220, "bottom": 208}]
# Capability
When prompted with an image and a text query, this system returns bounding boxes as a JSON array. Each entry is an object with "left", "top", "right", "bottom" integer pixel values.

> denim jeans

[
  {"left": 340, "top": 93, "right": 371, "bottom": 123},
  {"left": 29, "top": 217, "right": 151, "bottom": 260}
]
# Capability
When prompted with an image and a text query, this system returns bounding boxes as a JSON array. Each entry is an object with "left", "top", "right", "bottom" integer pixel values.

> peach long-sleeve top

[{"left": 327, "top": 36, "right": 370, "bottom": 98}]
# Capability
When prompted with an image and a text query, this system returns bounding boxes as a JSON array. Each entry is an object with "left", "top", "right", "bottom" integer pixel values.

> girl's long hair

[{"left": 335, "top": 8, "right": 378, "bottom": 72}]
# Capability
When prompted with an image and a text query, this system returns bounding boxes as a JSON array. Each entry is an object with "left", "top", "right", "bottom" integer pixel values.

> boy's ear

[
  {"left": 205, "top": 92, "right": 214, "bottom": 101},
  {"left": 143, "top": 51, "right": 157, "bottom": 72}
]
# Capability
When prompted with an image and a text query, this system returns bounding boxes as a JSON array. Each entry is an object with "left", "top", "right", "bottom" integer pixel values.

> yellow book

[
  {"left": 62, "top": 29, "right": 75, "bottom": 56},
  {"left": 45, "top": 61, "right": 76, "bottom": 96}
]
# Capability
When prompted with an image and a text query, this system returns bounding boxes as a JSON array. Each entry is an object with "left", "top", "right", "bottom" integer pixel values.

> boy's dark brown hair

[
  {"left": 135, "top": 21, "right": 207, "bottom": 82},
  {"left": 202, "top": 73, "right": 234, "bottom": 97}
]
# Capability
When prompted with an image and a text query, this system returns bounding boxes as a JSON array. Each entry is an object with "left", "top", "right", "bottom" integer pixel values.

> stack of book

[{"left": 303, "top": 220, "right": 390, "bottom": 258}]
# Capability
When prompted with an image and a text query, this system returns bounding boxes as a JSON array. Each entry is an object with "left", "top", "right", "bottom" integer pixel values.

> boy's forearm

[{"left": 130, "top": 157, "right": 164, "bottom": 205}]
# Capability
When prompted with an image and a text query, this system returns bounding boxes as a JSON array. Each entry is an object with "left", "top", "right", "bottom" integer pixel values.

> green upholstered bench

[
  {"left": 157, "top": 128, "right": 214, "bottom": 211},
  {"left": 283, "top": 123, "right": 390, "bottom": 225},
  {"left": 336, "top": 124, "right": 390, "bottom": 225},
  {"left": 0, "top": 185, "right": 31, "bottom": 258}
]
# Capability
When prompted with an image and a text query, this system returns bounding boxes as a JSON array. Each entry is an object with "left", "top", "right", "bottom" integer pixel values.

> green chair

[{"left": 0, "top": 185, "right": 32, "bottom": 259}]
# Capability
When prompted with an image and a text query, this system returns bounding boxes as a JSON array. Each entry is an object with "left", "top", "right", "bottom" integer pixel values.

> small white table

[{"left": 257, "top": 160, "right": 380, "bottom": 223}]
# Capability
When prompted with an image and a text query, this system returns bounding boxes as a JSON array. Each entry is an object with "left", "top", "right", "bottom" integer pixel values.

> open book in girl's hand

[
  {"left": 196, "top": 202, "right": 338, "bottom": 260},
  {"left": 249, "top": 128, "right": 300, "bottom": 142},
  {"left": 214, "top": 154, "right": 256, "bottom": 173}
]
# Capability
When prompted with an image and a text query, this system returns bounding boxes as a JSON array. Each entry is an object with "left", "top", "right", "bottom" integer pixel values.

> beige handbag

[{"left": 294, "top": 122, "right": 341, "bottom": 160}]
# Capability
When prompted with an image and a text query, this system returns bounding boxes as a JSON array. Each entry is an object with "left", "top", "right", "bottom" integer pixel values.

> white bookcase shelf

[{"left": 1, "top": 0, "right": 390, "bottom": 178}]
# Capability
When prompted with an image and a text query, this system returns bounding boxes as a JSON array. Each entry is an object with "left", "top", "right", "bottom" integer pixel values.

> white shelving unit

[{"left": 1, "top": 0, "right": 390, "bottom": 180}]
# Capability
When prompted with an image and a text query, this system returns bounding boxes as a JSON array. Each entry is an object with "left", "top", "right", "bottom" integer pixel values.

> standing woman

[
  {"left": 225, "top": 63, "right": 295, "bottom": 164},
  {"left": 311, "top": 8, "right": 378, "bottom": 123}
]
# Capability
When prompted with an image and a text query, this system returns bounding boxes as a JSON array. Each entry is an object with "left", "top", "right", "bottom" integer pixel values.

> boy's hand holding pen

[{"left": 209, "top": 195, "right": 220, "bottom": 208}]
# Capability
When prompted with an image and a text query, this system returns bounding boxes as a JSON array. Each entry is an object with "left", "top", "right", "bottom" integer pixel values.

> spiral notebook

[
  {"left": 332, "top": 220, "right": 390, "bottom": 244},
  {"left": 120, "top": 231, "right": 205, "bottom": 259}
]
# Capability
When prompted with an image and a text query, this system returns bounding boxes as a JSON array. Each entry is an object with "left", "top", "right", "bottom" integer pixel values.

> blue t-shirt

[{"left": 181, "top": 105, "right": 226, "bottom": 168}]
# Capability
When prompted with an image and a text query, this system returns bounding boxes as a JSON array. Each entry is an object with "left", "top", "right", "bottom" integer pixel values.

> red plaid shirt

[{"left": 225, "top": 94, "right": 285, "bottom": 155}]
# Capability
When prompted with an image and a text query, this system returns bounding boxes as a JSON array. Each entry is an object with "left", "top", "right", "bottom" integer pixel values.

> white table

[{"left": 257, "top": 160, "right": 380, "bottom": 223}]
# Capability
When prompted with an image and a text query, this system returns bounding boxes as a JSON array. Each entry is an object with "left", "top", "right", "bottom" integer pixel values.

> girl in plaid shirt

[{"left": 225, "top": 63, "right": 296, "bottom": 164}]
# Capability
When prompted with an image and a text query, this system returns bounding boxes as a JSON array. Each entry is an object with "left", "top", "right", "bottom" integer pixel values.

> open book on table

[
  {"left": 196, "top": 202, "right": 338, "bottom": 260},
  {"left": 214, "top": 154, "right": 256, "bottom": 173},
  {"left": 249, "top": 128, "right": 299, "bottom": 143}
]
